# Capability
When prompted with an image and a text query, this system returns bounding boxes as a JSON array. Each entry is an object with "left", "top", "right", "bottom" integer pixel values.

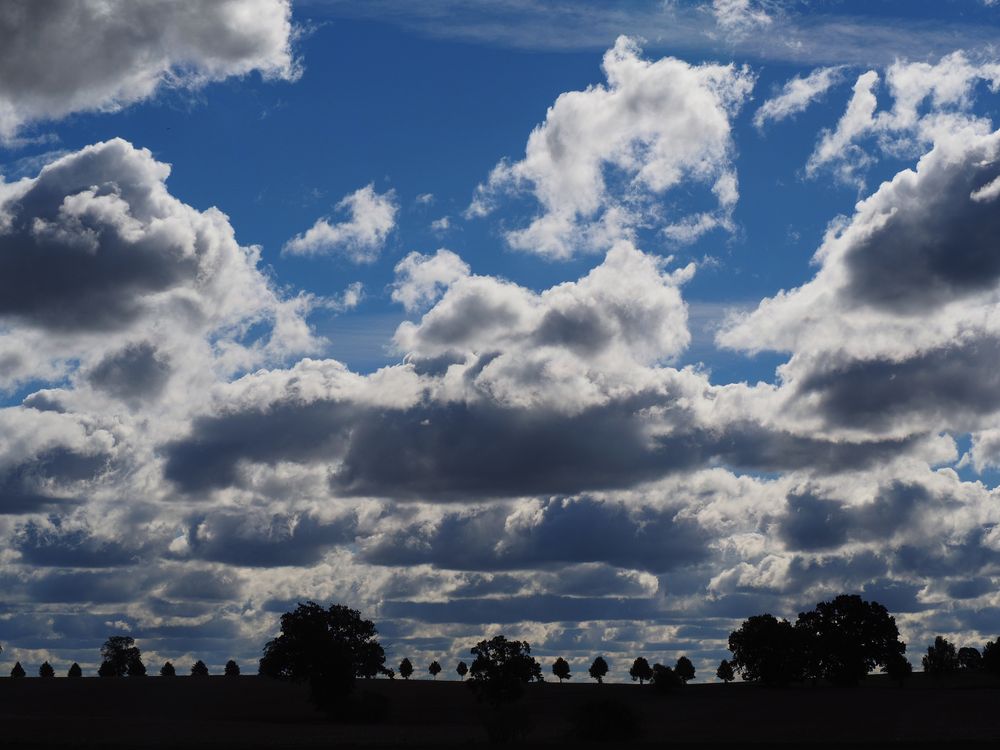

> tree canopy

[
  {"left": 468, "top": 634, "right": 542, "bottom": 705},
  {"left": 922, "top": 636, "right": 957, "bottom": 677},
  {"left": 67, "top": 662, "right": 82, "bottom": 678},
  {"left": 428, "top": 660, "right": 442, "bottom": 679},
  {"left": 191, "top": 660, "right": 209, "bottom": 677},
  {"left": 399, "top": 658, "right": 413, "bottom": 680},
  {"left": 675, "top": 656, "right": 695, "bottom": 683},
  {"left": 629, "top": 657, "right": 652, "bottom": 684},
  {"left": 728, "top": 614, "right": 803, "bottom": 686},
  {"left": 160, "top": 661, "right": 176, "bottom": 677},
  {"left": 456, "top": 661, "right": 468, "bottom": 680},
  {"left": 39, "top": 661, "right": 55, "bottom": 678},
  {"left": 589, "top": 656, "right": 609, "bottom": 684},
  {"left": 225, "top": 659, "right": 240, "bottom": 677},
  {"left": 100, "top": 635, "right": 141, "bottom": 678},
  {"left": 552, "top": 657, "right": 571, "bottom": 683},
  {"left": 11, "top": 661, "right": 25, "bottom": 678},
  {"left": 716, "top": 659, "right": 735, "bottom": 683}
]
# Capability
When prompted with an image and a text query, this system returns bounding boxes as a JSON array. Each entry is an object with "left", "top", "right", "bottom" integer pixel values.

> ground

[{"left": 1, "top": 673, "right": 999, "bottom": 746}]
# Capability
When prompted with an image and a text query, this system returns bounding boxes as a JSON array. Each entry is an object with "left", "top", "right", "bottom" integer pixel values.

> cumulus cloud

[
  {"left": 753, "top": 66, "right": 844, "bottom": 130},
  {"left": 468, "top": 36, "right": 754, "bottom": 258},
  {"left": 391, "top": 249, "right": 470, "bottom": 312},
  {"left": 0, "top": 0, "right": 298, "bottom": 140},
  {"left": 283, "top": 184, "right": 398, "bottom": 261}
]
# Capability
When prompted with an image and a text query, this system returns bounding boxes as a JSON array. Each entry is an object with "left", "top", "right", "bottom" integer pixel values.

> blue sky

[{"left": 4, "top": 0, "right": 1000, "bottom": 682}]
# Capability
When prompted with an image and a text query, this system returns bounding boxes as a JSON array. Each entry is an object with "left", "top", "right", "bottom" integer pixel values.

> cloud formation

[
  {"left": 754, "top": 66, "right": 844, "bottom": 130},
  {"left": 283, "top": 184, "right": 398, "bottom": 261},
  {"left": 0, "top": 0, "right": 298, "bottom": 140},
  {"left": 468, "top": 36, "right": 754, "bottom": 257}
]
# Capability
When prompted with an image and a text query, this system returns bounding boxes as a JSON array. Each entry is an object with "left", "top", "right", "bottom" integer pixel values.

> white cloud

[
  {"left": 754, "top": 66, "right": 844, "bottom": 130},
  {"left": 430, "top": 216, "right": 451, "bottom": 232},
  {"left": 711, "top": 0, "right": 773, "bottom": 35},
  {"left": 467, "top": 36, "right": 754, "bottom": 258},
  {"left": 0, "top": 0, "right": 299, "bottom": 140},
  {"left": 283, "top": 184, "right": 398, "bottom": 262},
  {"left": 391, "top": 249, "right": 470, "bottom": 313}
]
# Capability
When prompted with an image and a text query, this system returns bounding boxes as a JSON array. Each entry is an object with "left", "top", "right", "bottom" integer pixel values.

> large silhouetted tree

[
  {"left": 922, "top": 636, "right": 957, "bottom": 677},
  {"left": 399, "top": 658, "right": 413, "bottom": 680},
  {"left": 589, "top": 656, "right": 609, "bottom": 684},
  {"left": 428, "top": 660, "right": 441, "bottom": 679},
  {"left": 39, "top": 661, "right": 55, "bottom": 678},
  {"left": 629, "top": 657, "right": 652, "bottom": 684},
  {"left": 983, "top": 639, "right": 1000, "bottom": 675},
  {"left": 958, "top": 647, "right": 982, "bottom": 671},
  {"left": 728, "top": 614, "right": 803, "bottom": 686},
  {"left": 675, "top": 656, "right": 695, "bottom": 683},
  {"left": 259, "top": 601, "right": 389, "bottom": 712},
  {"left": 456, "top": 661, "right": 468, "bottom": 680},
  {"left": 127, "top": 653, "right": 146, "bottom": 677},
  {"left": 716, "top": 659, "right": 735, "bottom": 683},
  {"left": 552, "top": 657, "right": 571, "bottom": 683},
  {"left": 191, "top": 660, "right": 209, "bottom": 677},
  {"left": 468, "top": 635, "right": 542, "bottom": 705},
  {"left": 11, "top": 661, "right": 25, "bottom": 678},
  {"left": 160, "top": 661, "right": 176, "bottom": 677},
  {"left": 100, "top": 635, "right": 141, "bottom": 678},
  {"left": 67, "top": 662, "right": 82, "bottom": 678},
  {"left": 793, "top": 595, "right": 905, "bottom": 686}
]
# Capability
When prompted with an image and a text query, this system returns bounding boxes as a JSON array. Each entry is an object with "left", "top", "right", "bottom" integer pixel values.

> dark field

[{"left": 2, "top": 673, "right": 1000, "bottom": 747}]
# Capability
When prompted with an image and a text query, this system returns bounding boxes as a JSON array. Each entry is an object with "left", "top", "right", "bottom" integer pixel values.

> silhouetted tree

[
  {"left": 191, "top": 660, "right": 209, "bottom": 677},
  {"left": 428, "top": 660, "right": 441, "bottom": 679},
  {"left": 650, "top": 663, "right": 682, "bottom": 694},
  {"left": 67, "top": 662, "right": 82, "bottom": 678},
  {"left": 728, "top": 614, "right": 803, "bottom": 686},
  {"left": 11, "top": 661, "right": 25, "bottom": 678},
  {"left": 258, "top": 601, "right": 389, "bottom": 712},
  {"left": 716, "top": 659, "right": 735, "bottom": 683},
  {"left": 589, "top": 656, "right": 609, "bottom": 684},
  {"left": 675, "top": 656, "right": 695, "bottom": 683},
  {"left": 399, "top": 658, "right": 413, "bottom": 680},
  {"left": 467, "top": 634, "right": 543, "bottom": 705},
  {"left": 127, "top": 653, "right": 146, "bottom": 677},
  {"left": 456, "top": 661, "right": 468, "bottom": 680},
  {"left": 882, "top": 651, "right": 912, "bottom": 687},
  {"left": 922, "top": 636, "right": 958, "bottom": 678},
  {"left": 629, "top": 657, "right": 652, "bottom": 684},
  {"left": 100, "top": 635, "right": 141, "bottom": 678},
  {"left": 160, "top": 661, "right": 176, "bottom": 677},
  {"left": 983, "top": 639, "right": 1000, "bottom": 675},
  {"left": 552, "top": 657, "right": 571, "bottom": 683},
  {"left": 225, "top": 659, "right": 240, "bottom": 677},
  {"left": 793, "top": 595, "right": 905, "bottom": 686},
  {"left": 958, "top": 647, "right": 982, "bottom": 671},
  {"left": 39, "top": 661, "right": 55, "bottom": 678}
]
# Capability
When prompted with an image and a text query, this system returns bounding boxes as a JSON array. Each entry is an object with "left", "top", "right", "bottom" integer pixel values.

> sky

[{"left": 3, "top": 0, "right": 1000, "bottom": 682}]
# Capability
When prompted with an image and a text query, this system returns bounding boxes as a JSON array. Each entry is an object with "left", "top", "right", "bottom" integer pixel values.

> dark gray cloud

[
  {"left": 87, "top": 341, "right": 171, "bottom": 402},
  {"left": 14, "top": 520, "right": 144, "bottom": 567},
  {"left": 0, "top": 447, "right": 108, "bottom": 514},
  {"left": 798, "top": 337, "right": 1000, "bottom": 431},
  {"left": 363, "top": 496, "right": 710, "bottom": 573},
  {"left": 381, "top": 594, "right": 663, "bottom": 624},
  {"left": 179, "top": 510, "right": 357, "bottom": 567}
]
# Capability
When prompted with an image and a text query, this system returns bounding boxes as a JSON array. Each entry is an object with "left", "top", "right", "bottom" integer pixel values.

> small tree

[
  {"left": 716, "top": 659, "right": 735, "bottom": 683},
  {"left": 225, "top": 659, "right": 240, "bottom": 677},
  {"left": 675, "top": 656, "right": 695, "bottom": 683},
  {"left": 39, "top": 661, "right": 55, "bottom": 678},
  {"left": 11, "top": 661, "right": 25, "bottom": 678},
  {"left": 589, "top": 656, "right": 609, "bottom": 684},
  {"left": 552, "top": 657, "right": 571, "bottom": 683},
  {"left": 922, "top": 636, "right": 958, "bottom": 678},
  {"left": 650, "top": 663, "right": 681, "bottom": 694},
  {"left": 67, "top": 662, "right": 82, "bottom": 678},
  {"left": 428, "top": 660, "right": 442, "bottom": 679},
  {"left": 191, "top": 660, "right": 209, "bottom": 677},
  {"left": 983, "top": 639, "right": 1000, "bottom": 675},
  {"left": 629, "top": 657, "right": 652, "bottom": 684},
  {"left": 456, "top": 661, "right": 468, "bottom": 680},
  {"left": 958, "top": 647, "right": 982, "bottom": 671},
  {"left": 160, "top": 661, "right": 176, "bottom": 677},
  {"left": 399, "top": 658, "right": 413, "bottom": 680},
  {"left": 882, "top": 651, "right": 912, "bottom": 687}
]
